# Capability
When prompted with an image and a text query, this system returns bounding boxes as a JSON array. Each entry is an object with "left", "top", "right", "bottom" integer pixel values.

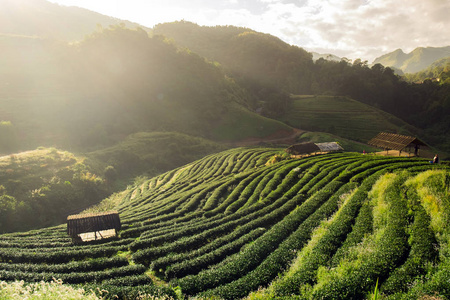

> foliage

[
  {"left": 404, "top": 57, "right": 450, "bottom": 83},
  {"left": 282, "top": 95, "right": 416, "bottom": 142},
  {"left": 0, "top": 279, "right": 99, "bottom": 300},
  {"left": 0, "top": 25, "right": 289, "bottom": 155},
  {"left": 155, "top": 22, "right": 450, "bottom": 153},
  {"left": 86, "top": 131, "right": 228, "bottom": 182},
  {"left": 0, "top": 148, "right": 109, "bottom": 233},
  {"left": 0, "top": 148, "right": 449, "bottom": 300}
]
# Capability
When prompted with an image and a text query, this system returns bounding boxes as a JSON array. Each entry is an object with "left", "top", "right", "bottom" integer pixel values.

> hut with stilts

[
  {"left": 67, "top": 211, "right": 121, "bottom": 243},
  {"left": 367, "top": 132, "right": 428, "bottom": 156}
]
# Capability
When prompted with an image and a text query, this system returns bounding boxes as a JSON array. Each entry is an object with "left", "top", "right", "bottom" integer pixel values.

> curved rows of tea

[{"left": 0, "top": 147, "right": 449, "bottom": 299}]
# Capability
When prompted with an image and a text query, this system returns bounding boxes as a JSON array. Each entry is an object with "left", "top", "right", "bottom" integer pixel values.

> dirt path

[{"left": 227, "top": 128, "right": 305, "bottom": 147}]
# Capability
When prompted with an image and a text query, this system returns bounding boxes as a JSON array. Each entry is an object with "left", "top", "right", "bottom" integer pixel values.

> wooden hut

[
  {"left": 286, "top": 142, "right": 344, "bottom": 156},
  {"left": 315, "top": 142, "right": 344, "bottom": 152},
  {"left": 285, "top": 142, "right": 321, "bottom": 156},
  {"left": 367, "top": 132, "right": 428, "bottom": 156},
  {"left": 67, "top": 211, "right": 121, "bottom": 243}
]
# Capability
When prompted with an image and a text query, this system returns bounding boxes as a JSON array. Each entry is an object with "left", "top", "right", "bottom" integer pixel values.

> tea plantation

[{"left": 1, "top": 148, "right": 449, "bottom": 299}]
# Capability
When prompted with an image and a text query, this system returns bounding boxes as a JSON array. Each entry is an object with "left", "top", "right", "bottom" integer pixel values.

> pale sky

[{"left": 47, "top": 0, "right": 450, "bottom": 62}]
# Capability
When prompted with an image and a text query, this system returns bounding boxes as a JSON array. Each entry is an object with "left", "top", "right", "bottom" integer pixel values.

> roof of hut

[
  {"left": 316, "top": 142, "right": 344, "bottom": 152},
  {"left": 367, "top": 132, "right": 427, "bottom": 151},
  {"left": 285, "top": 142, "right": 321, "bottom": 155},
  {"left": 67, "top": 211, "right": 121, "bottom": 237}
]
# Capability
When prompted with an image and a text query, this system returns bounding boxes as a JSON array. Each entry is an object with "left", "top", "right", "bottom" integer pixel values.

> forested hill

[
  {"left": 154, "top": 21, "right": 450, "bottom": 153},
  {"left": 0, "top": 26, "right": 290, "bottom": 153},
  {"left": 153, "top": 21, "right": 314, "bottom": 100}
]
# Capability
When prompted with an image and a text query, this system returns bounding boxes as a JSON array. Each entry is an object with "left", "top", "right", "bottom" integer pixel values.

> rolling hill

[
  {"left": 373, "top": 46, "right": 450, "bottom": 73},
  {"left": 0, "top": 148, "right": 449, "bottom": 299},
  {"left": 0, "top": 25, "right": 293, "bottom": 154}
]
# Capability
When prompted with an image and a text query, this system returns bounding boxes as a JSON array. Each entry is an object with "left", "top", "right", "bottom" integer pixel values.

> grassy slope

[
  {"left": 0, "top": 148, "right": 449, "bottom": 300},
  {"left": 86, "top": 131, "right": 228, "bottom": 182},
  {"left": 296, "top": 131, "right": 380, "bottom": 153},
  {"left": 0, "top": 32, "right": 293, "bottom": 155},
  {"left": 0, "top": 132, "right": 228, "bottom": 232},
  {"left": 210, "top": 102, "right": 293, "bottom": 141},
  {"left": 281, "top": 95, "right": 419, "bottom": 143}
]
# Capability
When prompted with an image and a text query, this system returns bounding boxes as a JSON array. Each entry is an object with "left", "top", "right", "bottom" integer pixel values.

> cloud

[
  {"left": 197, "top": 0, "right": 450, "bottom": 61},
  {"left": 49, "top": 0, "right": 450, "bottom": 62},
  {"left": 258, "top": 0, "right": 450, "bottom": 61}
]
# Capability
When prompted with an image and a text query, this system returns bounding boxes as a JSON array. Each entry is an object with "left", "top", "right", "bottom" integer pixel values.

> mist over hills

[
  {"left": 373, "top": 46, "right": 450, "bottom": 74},
  {"left": 0, "top": 0, "right": 148, "bottom": 40},
  {"left": 0, "top": 1, "right": 449, "bottom": 156}
]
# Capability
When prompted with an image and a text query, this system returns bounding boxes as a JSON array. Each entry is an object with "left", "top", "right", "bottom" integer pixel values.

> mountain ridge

[{"left": 373, "top": 46, "right": 450, "bottom": 73}]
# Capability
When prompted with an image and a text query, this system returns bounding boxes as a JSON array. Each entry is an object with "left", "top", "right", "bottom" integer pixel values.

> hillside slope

[
  {"left": 153, "top": 21, "right": 450, "bottom": 155},
  {"left": 0, "top": 148, "right": 449, "bottom": 299},
  {"left": 153, "top": 21, "right": 314, "bottom": 98},
  {"left": 0, "top": 26, "right": 292, "bottom": 154},
  {"left": 281, "top": 95, "right": 419, "bottom": 143},
  {"left": 405, "top": 57, "right": 450, "bottom": 83}
]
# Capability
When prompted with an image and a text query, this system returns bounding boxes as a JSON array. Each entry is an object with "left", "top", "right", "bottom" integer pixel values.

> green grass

[
  {"left": 211, "top": 102, "right": 293, "bottom": 141},
  {"left": 86, "top": 131, "right": 227, "bottom": 183},
  {"left": 0, "top": 279, "right": 100, "bottom": 300},
  {"left": 281, "top": 95, "right": 418, "bottom": 142},
  {"left": 296, "top": 131, "right": 380, "bottom": 153}
]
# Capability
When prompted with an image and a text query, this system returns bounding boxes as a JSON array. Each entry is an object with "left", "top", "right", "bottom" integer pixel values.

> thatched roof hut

[
  {"left": 285, "top": 142, "right": 321, "bottom": 155},
  {"left": 67, "top": 211, "right": 121, "bottom": 242},
  {"left": 367, "top": 132, "right": 427, "bottom": 155}
]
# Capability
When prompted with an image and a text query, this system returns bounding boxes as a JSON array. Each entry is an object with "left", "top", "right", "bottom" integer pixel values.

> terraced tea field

[
  {"left": 1, "top": 148, "right": 449, "bottom": 299},
  {"left": 282, "top": 96, "right": 416, "bottom": 142}
]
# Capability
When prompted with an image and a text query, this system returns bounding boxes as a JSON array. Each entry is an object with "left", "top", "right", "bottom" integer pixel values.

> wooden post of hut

[
  {"left": 67, "top": 211, "right": 121, "bottom": 243},
  {"left": 367, "top": 132, "right": 428, "bottom": 157}
]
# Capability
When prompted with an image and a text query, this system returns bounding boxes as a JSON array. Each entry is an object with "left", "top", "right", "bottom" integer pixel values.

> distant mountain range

[{"left": 373, "top": 46, "right": 450, "bottom": 74}]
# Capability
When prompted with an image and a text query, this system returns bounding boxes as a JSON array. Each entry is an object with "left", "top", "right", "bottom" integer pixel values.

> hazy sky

[{"left": 48, "top": 0, "right": 450, "bottom": 62}]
